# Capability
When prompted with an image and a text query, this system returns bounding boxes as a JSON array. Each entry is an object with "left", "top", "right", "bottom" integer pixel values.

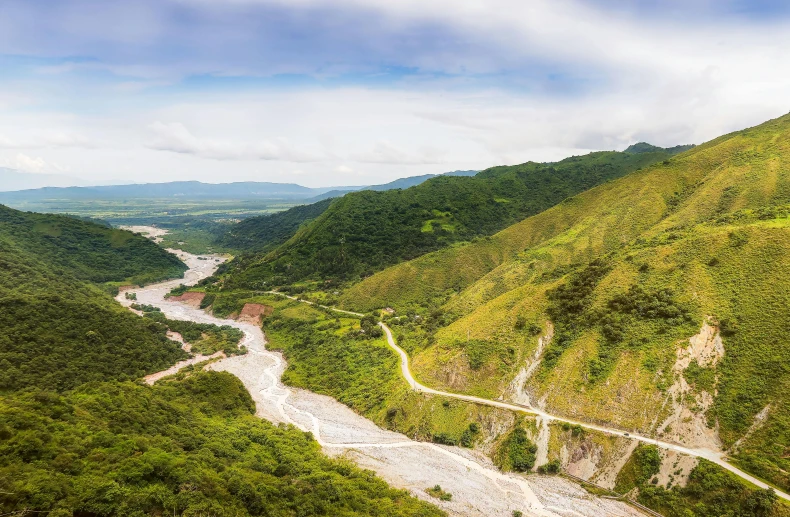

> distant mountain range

[
  {"left": 0, "top": 180, "right": 333, "bottom": 201},
  {"left": 0, "top": 170, "right": 479, "bottom": 201}
]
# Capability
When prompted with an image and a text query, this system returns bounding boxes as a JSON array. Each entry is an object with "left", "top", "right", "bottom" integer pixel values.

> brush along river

[{"left": 118, "top": 245, "right": 644, "bottom": 517}]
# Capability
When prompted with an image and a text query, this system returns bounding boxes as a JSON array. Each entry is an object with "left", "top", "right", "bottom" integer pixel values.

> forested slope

[
  {"left": 0, "top": 205, "right": 188, "bottom": 390},
  {"left": 221, "top": 148, "right": 677, "bottom": 288},
  {"left": 0, "top": 205, "right": 186, "bottom": 284},
  {"left": 0, "top": 208, "right": 443, "bottom": 516},
  {"left": 216, "top": 197, "right": 334, "bottom": 252},
  {"left": 0, "top": 371, "right": 444, "bottom": 517},
  {"left": 343, "top": 112, "right": 790, "bottom": 492}
]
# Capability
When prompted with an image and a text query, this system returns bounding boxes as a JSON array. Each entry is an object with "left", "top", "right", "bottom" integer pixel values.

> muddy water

[{"left": 119, "top": 249, "right": 643, "bottom": 517}]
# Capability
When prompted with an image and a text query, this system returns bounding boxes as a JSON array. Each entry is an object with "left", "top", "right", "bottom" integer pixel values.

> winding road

[
  {"left": 376, "top": 324, "right": 790, "bottom": 501},
  {"left": 265, "top": 290, "right": 790, "bottom": 502}
]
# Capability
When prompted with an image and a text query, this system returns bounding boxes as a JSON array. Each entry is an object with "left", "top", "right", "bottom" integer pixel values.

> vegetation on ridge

[
  {"left": 215, "top": 197, "right": 334, "bottom": 252},
  {"left": 0, "top": 204, "right": 186, "bottom": 285},
  {"left": 219, "top": 149, "right": 676, "bottom": 289}
]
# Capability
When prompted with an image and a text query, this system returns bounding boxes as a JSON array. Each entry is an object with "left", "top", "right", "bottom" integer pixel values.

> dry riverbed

[{"left": 117, "top": 230, "right": 645, "bottom": 517}]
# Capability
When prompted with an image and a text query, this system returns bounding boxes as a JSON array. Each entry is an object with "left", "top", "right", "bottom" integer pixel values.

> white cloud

[
  {"left": 354, "top": 141, "right": 445, "bottom": 164},
  {"left": 7, "top": 153, "right": 70, "bottom": 174},
  {"left": 2, "top": 0, "right": 790, "bottom": 186},
  {"left": 146, "top": 121, "right": 323, "bottom": 162},
  {"left": 0, "top": 131, "right": 97, "bottom": 150},
  {"left": 14, "top": 153, "right": 47, "bottom": 173}
]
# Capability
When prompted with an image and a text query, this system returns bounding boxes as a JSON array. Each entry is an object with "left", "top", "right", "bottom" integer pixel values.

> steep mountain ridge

[
  {"left": 215, "top": 197, "right": 334, "bottom": 252},
  {"left": 341, "top": 116, "right": 786, "bottom": 310},
  {"left": 625, "top": 142, "right": 696, "bottom": 155},
  {"left": 221, "top": 148, "right": 677, "bottom": 288},
  {"left": 341, "top": 112, "right": 790, "bottom": 492},
  {"left": 307, "top": 169, "right": 479, "bottom": 201}
]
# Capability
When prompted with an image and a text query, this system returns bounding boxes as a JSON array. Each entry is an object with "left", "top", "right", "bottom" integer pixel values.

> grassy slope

[
  {"left": 0, "top": 205, "right": 189, "bottom": 391},
  {"left": 0, "top": 370, "right": 444, "bottom": 517},
  {"left": 343, "top": 113, "right": 790, "bottom": 491},
  {"left": 221, "top": 150, "right": 672, "bottom": 288}
]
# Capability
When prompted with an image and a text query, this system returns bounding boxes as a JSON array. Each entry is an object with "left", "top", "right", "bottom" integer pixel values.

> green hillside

[
  {"left": 220, "top": 149, "right": 676, "bottom": 289},
  {"left": 0, "top": 205, "right": 189, "bottom": 391},
  {"left": 216, "top": 197, "right": 334, "bottom": 252},
  {"left": 341, "top": 112, "right": 790, "bottom": 491},
  {"left": 0, "top": 205, "right": 186, "bottom": 285},
  {"left": 0, "top": 207, "right": 444, "bottom": 517},
  {"left": 0, "top": 370, "right": 444, "bottom": 517}
]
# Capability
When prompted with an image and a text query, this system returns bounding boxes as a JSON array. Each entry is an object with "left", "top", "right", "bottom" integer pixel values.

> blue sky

[{"left": 0, "top": 0, "right": 789, "bottom": 186}]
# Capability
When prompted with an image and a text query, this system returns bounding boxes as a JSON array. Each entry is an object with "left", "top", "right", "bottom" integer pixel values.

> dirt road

[
  {"left": 265, "top": 289, "right": 790, "bottom": 502},
  {"left": 377, "top": 323, "right": 790, "bottom": 502}
]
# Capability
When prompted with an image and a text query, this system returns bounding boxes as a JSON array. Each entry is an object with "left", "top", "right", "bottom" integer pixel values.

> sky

[{"left": 0, "top": 0, "right": 789, "bottom": 187}]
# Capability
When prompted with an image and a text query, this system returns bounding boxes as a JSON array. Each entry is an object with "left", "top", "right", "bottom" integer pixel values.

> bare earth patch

[
  {"left": 507, "top": 322, "right": 554, "bottom": 407},
  {"left": 237, "top": 303, "right": 273, "bottom": 325},
  {"left": 167, "top": 291, "right": 205, "bottom": 307},
  {"left": 656, "top": 320, "right": 724, "bottom": 452},
  {"left": 121, "top": 225, "right": 169, "bottom": 243},
  {"left": 655, "top": 449, "right": 698, "bottom": 488}
]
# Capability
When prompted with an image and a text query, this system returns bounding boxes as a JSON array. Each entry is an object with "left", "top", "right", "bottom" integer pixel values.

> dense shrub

[
  {"left": 0, "top": 372, "right": 444, "bottom": 517},
  {"left": 495, "top": 427, "right": 538, "bottom": 472},
  {"left": 638, "top": 460, "right": 782, "bottom": 517},
  {"left": 615, "top": 444, "right": 661, "bottom": 493}
]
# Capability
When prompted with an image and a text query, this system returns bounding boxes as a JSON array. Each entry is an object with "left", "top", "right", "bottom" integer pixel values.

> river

[{"left": 117, "top": 247, "right": 643, "bottom": 517}]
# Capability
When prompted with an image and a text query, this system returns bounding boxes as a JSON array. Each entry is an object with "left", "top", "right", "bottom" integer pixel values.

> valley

[
  {"left": 3, "top": 125, "right": 788, "bottom": 515},
  {"left": 5, "top": 3, "right": 790, "bottom": 516},
  {"left": 120, "top": 236, "right": 646, "bottom": 516},
  {"left": 186, "top": 113, "right": 790, "bottom": 517},
  {"left": 227, "top": 279, "right": 790, "bottom": 500}
]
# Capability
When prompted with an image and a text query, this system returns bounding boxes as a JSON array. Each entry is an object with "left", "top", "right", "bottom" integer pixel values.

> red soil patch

[
  {"left": 168, "top": 292, "right": 206, "bottom": 307},
  {"left": 238, "top": 303, "right": 274, "bottom": 325}
]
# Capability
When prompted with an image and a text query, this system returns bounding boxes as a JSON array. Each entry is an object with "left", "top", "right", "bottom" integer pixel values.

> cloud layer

[
  {"left": 147, "top": 122, "right": 321, "bottom": 162},
  {"left": 0, "top": 0, "right": 789, "bottom": 185}
]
